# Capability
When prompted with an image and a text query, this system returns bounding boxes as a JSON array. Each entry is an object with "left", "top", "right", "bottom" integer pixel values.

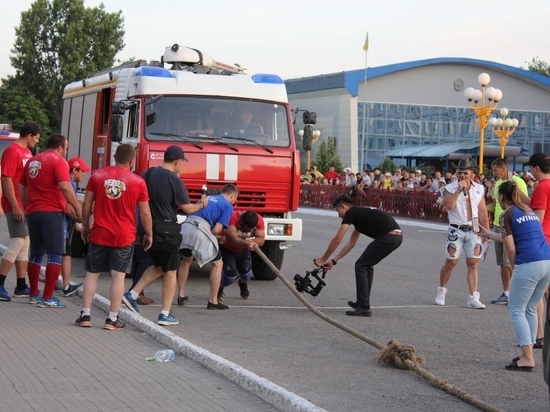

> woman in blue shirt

[{"left": 478, "top": 181, "right": 550, "bottom": 371}]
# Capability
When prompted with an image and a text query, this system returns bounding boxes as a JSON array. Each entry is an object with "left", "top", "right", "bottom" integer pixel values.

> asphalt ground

[{"left": 1, "top": 208, "right": 549, "bottom": 411}]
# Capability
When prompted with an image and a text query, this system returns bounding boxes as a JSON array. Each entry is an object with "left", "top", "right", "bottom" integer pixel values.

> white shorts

[{"left": 445, "top": 226, "right": 482, "bottom": 260}]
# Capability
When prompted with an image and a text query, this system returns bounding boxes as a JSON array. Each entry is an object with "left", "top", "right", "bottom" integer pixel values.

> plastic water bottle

[
  {"left": 146, "top": 349, "right": 175, "bottom": 362},
  {"left": 201, "top": 184, "right": 208, "bottom": 196}
]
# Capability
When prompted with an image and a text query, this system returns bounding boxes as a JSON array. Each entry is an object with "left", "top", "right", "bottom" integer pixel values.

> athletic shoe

[
  {"left": 103, "top": 317, "right": 126, "bottom": 331},
  {"left": 75, "top": 312, "right": 91, "bottom": 327},
  {"left": 238, "top": 279, "right": 250, "bottom": 299},
  {"left": 122, "top": 291, "right": 140, "bottom": 314},
  {"left": 491, "top": 293, "right": 508, "bottom": 305},
  {"left": 435, "top": 287, "right": 447, "bottom": 306},
  {"left": 0, "top": 285, "right": 11, "bottom": 302},
  {"left": 13, "top": 285, "right": 31, "bottom": 298},
  {"left": 207, "top": 301, "right": 229, "bottom": 310},
  {"left": 217, "top": 284, "right": 225, "bottom": 302},
  {"left": 38, "top": 296, "right": 66, "bottom": 308},
  {"left": 63, "top": 283, "right": 83, "bottom": 297},
  {"left": 157, "top": 311, "right": 180, "bottom": 326},
  {"left": 467, "top": 291, "right": 486, "bottom": 309},
  {"left": 177, "top": 295, "right": 188, "bottom": 306},
  {"left": 28, "top": 294, "right": 42, "bottom": 304}
]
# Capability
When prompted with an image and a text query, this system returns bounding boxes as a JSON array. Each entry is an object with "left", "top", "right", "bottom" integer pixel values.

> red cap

[{"left": 68, "top": 157, "right": 91, "bottom": 172}]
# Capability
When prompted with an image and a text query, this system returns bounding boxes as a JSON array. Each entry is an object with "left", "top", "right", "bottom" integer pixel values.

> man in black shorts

[
  {"left": 123, "top": 145, "right": 207, "bottom": 326},
  {"left": 314, "top": 194, "right": 403, "bottom": 317}
]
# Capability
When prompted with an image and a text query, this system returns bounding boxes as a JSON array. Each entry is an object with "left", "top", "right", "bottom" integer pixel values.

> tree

[
  {"left": 314, "top": 136, "right": 344, "bottom": 173},
  {"left": 377, "top": 157, "right": 399, "bottom": 174},
  {"left": 522, "top": 57, "right": 550, "bottom": 76},
  {"left": 0, "top": 78, "right": 51, "bottom": 147},
  {"left": 9, "top": 0, "right": 125, "bottom": 131}
]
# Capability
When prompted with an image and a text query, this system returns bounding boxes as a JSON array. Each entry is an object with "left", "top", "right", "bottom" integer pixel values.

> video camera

[{"left": 294, "top": 266, "right": 327, "bottom": 296}]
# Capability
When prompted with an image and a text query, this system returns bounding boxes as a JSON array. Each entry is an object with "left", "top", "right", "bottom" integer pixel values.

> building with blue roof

[{"left": 286, "top": 57, "right": 550, "bottom": 173}]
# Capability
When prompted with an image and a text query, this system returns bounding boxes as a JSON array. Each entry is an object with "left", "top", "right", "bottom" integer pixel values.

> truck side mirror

[{"left": 111, "top": 115, "right": 123, "bottom": 142}]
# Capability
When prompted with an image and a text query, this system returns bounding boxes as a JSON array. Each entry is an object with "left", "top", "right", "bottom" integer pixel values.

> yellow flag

[{"left": 363, "top": 32, "right": 369, "bottom": 52}]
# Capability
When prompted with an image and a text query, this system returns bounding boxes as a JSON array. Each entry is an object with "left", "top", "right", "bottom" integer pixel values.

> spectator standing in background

[
  {"left": 488, "top": 158, "right": 528, "bottom": 306},
  {"left": 434, "top": 158, "right": 490, "bottom": 309}
]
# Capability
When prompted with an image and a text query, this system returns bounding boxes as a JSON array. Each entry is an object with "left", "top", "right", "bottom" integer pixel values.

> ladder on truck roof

[{"left": 162, "top": 43, "right": 244, "bottom": 75}]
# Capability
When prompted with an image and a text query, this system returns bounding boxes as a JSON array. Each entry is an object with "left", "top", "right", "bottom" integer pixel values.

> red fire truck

[{"left": 61, "top": 43, "right": 306, "bottom": 280}]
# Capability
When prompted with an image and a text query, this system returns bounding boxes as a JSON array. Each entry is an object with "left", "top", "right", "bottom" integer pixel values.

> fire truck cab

[{"left": 61, "top": 43, "right": 306, "bottom": 280}]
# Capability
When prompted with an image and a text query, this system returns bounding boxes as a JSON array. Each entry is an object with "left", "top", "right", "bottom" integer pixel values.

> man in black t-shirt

[{"left": 314, "top": 194, "right": 403, "bottom": 317}]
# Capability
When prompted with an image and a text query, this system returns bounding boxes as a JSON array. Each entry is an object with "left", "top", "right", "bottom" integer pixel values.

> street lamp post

[
  {"left": 489, "top": 108, "right": 519, "bottom": 158},
  {"left": 464, "top": 73, "right": 503, "bottom": 173},
  {"left": 299, "top": 128, "right": 321, "bottom": 170}
]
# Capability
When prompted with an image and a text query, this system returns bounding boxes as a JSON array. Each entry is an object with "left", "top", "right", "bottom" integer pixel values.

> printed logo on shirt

[
  {"left": 28, "top": 160, "right": 41, "bottom": 178},
  {"left": 104, "top": 179, "right": 127, "bottom": 199}
]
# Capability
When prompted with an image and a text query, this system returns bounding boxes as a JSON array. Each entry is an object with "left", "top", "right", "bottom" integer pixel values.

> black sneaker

[
  {"left": 207, "top": 301, "right": 229, "bottom": 310},
  {"left": 217, "top": 284, "right": 225, "bottom": 302},
  {"left": 177, "top": 295, "right": 188, "bottom": 306},
  {"left": 237, "top": 279, "right": 249, "bottom": 299},
  {"left": 63, "top": 283, "right": 83, "bottom": 297},
  {"left": 103, "top": 317, "right": 126, "bottom": 331},
  {"left": 75, "top": 312, "right": 91, "bottom": 327}
]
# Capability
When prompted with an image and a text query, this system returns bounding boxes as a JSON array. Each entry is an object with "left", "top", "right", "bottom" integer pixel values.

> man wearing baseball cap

[
  {"left": 60, "top": 157, "right": 91, "bottom": 297},
  {"left": 67, "top": 157, "right": 91, "bottom": 173}
]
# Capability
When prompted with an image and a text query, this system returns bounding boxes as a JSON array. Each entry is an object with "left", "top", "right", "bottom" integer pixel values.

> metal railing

[{"left": 299, "top": 185, "right": 448, "bottom": 222}]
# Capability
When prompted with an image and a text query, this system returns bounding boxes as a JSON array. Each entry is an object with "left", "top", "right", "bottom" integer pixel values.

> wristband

[{"left": 331, "top": 259, "right": 337, "bottom": 265}]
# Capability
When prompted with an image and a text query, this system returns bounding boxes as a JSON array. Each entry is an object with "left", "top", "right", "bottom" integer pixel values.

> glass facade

[{"left": 358, "top": 102, "right": 550, "bottom": 168}]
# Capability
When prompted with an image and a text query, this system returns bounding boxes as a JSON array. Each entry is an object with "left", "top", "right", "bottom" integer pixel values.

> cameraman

[{"left": 314, "top": 194, "right": 403, "bottom": 317}]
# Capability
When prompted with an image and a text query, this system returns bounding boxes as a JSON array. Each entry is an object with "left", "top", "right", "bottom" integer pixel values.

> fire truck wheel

[{"left": 251, "top": 241, "right": 284, "bottom": 281}]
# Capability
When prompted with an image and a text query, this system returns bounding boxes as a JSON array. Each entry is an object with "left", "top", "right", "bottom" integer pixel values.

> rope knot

[{"left": 377, "top": 339, "right": 425, "bottom": 370}]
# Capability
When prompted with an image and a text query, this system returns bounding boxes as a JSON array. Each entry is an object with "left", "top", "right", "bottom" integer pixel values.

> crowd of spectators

[{"left": 301, "top": 164, "right": 539, "bottom": 214}]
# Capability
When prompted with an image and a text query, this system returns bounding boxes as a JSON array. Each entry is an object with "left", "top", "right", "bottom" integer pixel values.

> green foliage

[
  {"left": 0, "top": 78, "right": 51, "bottom": 147},
  {"left": 9, "top": 0, "right": 125, "bottom": 131},
  {"left": 522, "top": 57, "right": 550, "bottom": 76},
  {"left": 314, "top": 136, "right": 344, "bottom": 173},
  {"left": 377, "top": 157, "right": 399, "bottom": 174}
]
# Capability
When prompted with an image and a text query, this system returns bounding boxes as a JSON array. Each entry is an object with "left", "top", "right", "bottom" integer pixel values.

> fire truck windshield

[{"left": 145, "top": 97, "right": 290, "bottom": 147}]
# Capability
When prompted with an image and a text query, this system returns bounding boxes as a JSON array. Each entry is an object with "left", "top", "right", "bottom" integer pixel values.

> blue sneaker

[
  {"left": 157, "top": 311, "right": 179, "bottom": 326},
  {"left": 38, "top": 296, "right": 66, "bottom": 308},
  {"left": 0, "top": 285, "right": 11, "bottom": 302},
  {"left": 491, "top": 293, "right": 508, "bottom": 305},
  {"left": 28, "top": 294, "right": 42, "bottom": 304},
  {"left": 13, "top": 285, "right": 31, "bottom": 298},
  {"left": 122, "top": 291, "right": 140, "bottom": 314}
]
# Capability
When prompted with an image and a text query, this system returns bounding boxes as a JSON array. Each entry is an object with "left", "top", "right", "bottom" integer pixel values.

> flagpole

[{"left": 360, "top": 32, "right": 369, "bottom": 171}]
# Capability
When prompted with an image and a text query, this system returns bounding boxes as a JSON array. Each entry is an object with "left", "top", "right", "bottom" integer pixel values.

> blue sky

[{"left": 1, "top": 0, "right": 550, "bottom": 80}]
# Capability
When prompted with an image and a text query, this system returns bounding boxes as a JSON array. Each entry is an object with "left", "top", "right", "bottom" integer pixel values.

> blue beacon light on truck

[
  {"left": 133, "top": 67, "right": 172, "bottom": 78},
  {"left": 252, "top": 73, "right": 284, "bottom": 84}
]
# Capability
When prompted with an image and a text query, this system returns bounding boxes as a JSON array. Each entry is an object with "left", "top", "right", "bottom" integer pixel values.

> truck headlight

[{"left": 267, "top": 224, "right": 292, "bottom": 236}]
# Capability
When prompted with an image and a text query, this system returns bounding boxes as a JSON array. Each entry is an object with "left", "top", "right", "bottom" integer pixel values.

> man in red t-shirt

[
  {"left": 0, "top": 120, "right": 40, "bottom": 302},
  {"left": 77, "top": 143, "right": 152, "bottom": 331},
  {"left": 20, "top": 134, "right": 82, "bottom": 308},
  {"left": 218, "top": 210, "right": 265, "bottom": 300},
  {"left": 324, "top": 166, "right": 339, "bottom": 181},
  {"left": 528, "top": 153, "right": 550, "bottom": 352}
]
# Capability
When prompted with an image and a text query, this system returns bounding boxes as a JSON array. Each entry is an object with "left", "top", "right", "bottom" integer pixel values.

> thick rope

[{"left": 254, "top": 245, "right": 505, "bottom": 412}]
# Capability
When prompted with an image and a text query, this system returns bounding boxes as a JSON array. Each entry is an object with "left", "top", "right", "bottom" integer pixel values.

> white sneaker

[
  {"left": 467, "top": 291, "right": 486, "bottom": 309},
  {"left": 435, "top": 287, "right": 447, "bottom": 306}
]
